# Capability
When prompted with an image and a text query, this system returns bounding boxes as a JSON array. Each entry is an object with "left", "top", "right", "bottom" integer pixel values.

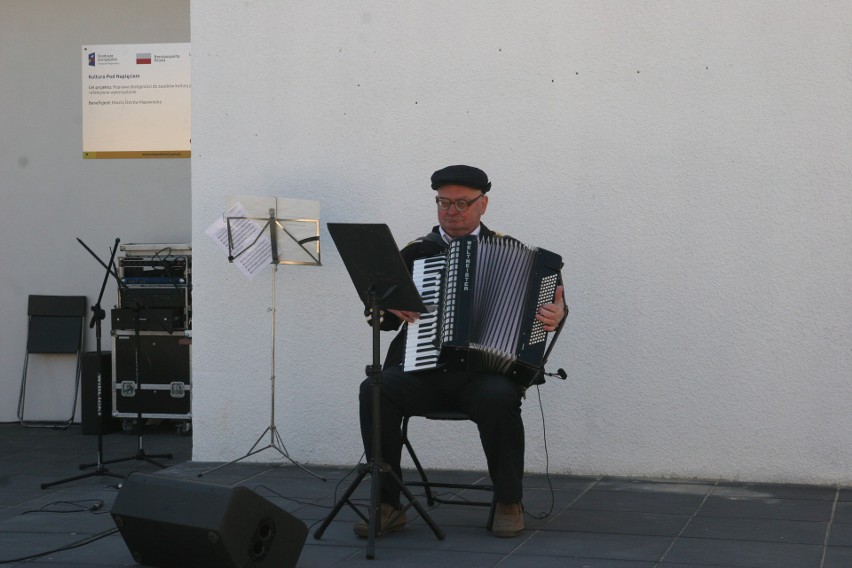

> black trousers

[{"left": 359, "top": 365, "right": 525, "bottom": 506}]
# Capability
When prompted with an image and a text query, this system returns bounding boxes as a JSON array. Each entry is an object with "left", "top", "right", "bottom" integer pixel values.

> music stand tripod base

[{"left": 198, "top": 423, "right": 324, "bottom": 480}]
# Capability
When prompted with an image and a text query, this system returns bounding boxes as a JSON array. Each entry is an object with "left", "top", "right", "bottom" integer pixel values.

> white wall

[
  {"left": 190, "top": 1, "right": 848, "bottom": 484},
  {"left": 0, "top": 1, "right": 190, "bottom": 422}
]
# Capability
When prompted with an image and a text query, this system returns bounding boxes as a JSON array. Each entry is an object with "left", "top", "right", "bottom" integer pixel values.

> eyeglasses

[{"left": 435, "top": 194, "right": 484, "bottom": 212}]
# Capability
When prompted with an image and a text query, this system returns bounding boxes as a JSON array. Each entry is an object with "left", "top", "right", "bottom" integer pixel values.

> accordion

[{"left": 403, "top": 235, "right": 563, "bottom": 386}]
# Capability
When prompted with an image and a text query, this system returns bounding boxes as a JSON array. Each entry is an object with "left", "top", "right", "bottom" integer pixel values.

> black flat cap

[{"left": 430, "top": 165, "right": 492, "bottom": 193}]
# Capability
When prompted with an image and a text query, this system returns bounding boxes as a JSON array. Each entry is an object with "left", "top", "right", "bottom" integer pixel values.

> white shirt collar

[{"left": 439, "top": 224, "right": 482, "bottom": 244}]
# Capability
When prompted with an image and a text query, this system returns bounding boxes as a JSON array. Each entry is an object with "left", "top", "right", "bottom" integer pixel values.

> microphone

[{"left": 543, "top": 368, "right": 567, "bottom": 380}]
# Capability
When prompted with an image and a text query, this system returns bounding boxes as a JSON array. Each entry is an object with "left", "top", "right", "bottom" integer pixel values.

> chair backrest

[{"left": 26, "top": 295, "right": 87, "bottom": 354}]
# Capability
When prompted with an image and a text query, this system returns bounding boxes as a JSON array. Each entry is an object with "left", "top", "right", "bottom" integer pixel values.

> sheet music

[{"left": 205, "top": 201, "right": 272, "bottom": 279}]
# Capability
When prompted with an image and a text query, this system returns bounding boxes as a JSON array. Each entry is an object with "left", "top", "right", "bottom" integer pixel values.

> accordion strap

[
  {"left": 418, "top": 231, "right": 449, "bottom": 249},
  {"left": 533, "top": 269, "right": 568, "bottom": 386}
]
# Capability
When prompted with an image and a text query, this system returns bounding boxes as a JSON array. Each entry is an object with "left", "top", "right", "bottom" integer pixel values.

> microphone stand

[
  {"left": 72, "top": 239, "right": 170, "bottom": 473},
  {"left": 42, "top": 238, "right": 127, "bottom": 489}
]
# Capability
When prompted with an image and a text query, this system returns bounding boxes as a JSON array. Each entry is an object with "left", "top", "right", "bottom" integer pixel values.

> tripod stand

[
  {"left": 199, "top": 263, "right": 321, "bottom": 479},
  {"left": 42, "top": 238, "right": 128, "bottom": 489},
  {"left": 200, "top": 206, "right": 323, "bottom": 479},
  {"left": 313, "top": 223, "right": 444, "bottom": 559}
]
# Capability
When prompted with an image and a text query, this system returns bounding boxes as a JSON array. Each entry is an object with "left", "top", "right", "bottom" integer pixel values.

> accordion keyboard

[{"left": 403, "top": 255, "right": 446, "bottom": 372}]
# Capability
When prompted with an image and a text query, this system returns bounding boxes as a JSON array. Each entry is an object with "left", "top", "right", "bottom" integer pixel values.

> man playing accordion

[{"left": 356, "top": 165, "right": 566, "bottom": 539}]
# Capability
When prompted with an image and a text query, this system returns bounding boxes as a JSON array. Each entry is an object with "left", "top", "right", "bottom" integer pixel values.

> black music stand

[{"left": 313, "top": 223, "right": 444, "bottom": 559}]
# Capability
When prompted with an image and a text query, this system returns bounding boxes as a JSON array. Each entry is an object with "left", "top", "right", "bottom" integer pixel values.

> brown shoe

[
  {"left": 491, "top": 502, "right": 524, "bottom": 538},
  {"left": 353, "top": 503, "right": 407, "bottom": 538}
]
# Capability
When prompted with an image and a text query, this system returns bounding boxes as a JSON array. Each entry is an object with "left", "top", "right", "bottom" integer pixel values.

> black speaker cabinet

[
  {"left": 111, "top": 473, "right": 307, "bottom": 568},
  {"left": 112, "top": 332, "right": 191, "bottom": 420},
  {"left": 81, "top": 351, "right": 119, "bottom": 435}
]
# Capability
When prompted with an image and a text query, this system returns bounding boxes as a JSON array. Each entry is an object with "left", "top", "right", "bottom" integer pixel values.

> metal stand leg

[
  {"left": 313, "top": 292, "right": 444, "bottom": 558},
  {"left": 199, "top": 264, "right": 323, "bottom": 480}
]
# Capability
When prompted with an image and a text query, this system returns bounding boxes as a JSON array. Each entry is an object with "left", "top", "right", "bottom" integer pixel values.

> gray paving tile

[
  {"left": 660, "top": 564, "right": 769, "bottom": 568},
  {"left": 327, "top": 547, "right": 505, "bottom": 566},
  {"left": 832, "top": 501, "right": 852, "bottom": 524},
  {"left": 377, "top": 523, "right": 524, "bottom": 554},
  {"left": 572, "top": 489, "right": 705, "bottom": 515},
  {"left": 827, "top": 521, "right": 852, "bottom": 546},
  {"left": 23, "top": 532, "right": 135, "bottom": 566},
  {"left": 699, "top": 495, "right": 834, "bottom": 522},
  {"left": 682, "top": 515, "right": 827, "bottom": 544},
  {"left": 523, "top": 473, "right": 600, "bottom": 491},
  {"left": 297, "top": 543, "right": 364, "bottom": 566},
  {"left": 712, "top": 482, "right": 837, "bottom": 501},
  {"left": 548, "top": 508, "right": 691, "bottom": 536},
  {"left": 663, "top": 537, "right": 823, "bottom": 568},
  {"left": 0, "top": 488, "right": 44, "bottom": 507},
  {"left": 501, "top": 556, "right": 655, "bottom": 567},
  {"left": 823, "top": 545, "right": 852, "bottom": 568},
  {"left": 514, "top": 530, "right": 673, "bottom": 561},
  {"left": 407, "top": 502, "right": 495, "bottom": 529},
  {"left": 595, "top": 477, "right": 716, "bottom": 495}
]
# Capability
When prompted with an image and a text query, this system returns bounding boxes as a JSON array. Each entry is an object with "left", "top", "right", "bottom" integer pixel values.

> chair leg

[
  {"left": 18, "top": 352, "right": 30, "bottom": 424},
  {"left": 486, "top": 494, "right": 496, "bottom": 530},
  {"left": 68, "top": 350, "right": 83, "bottom": 424},
  {"left": 402, "top": 416, "right": 436, "bottom": 506},
  {"left": 18, "top": 350, "right": 79, "bottom": 429}
]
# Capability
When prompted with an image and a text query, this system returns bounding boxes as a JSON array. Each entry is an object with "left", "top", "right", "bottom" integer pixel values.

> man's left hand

[{"left": 536, "top": 285, "right": 566, "bottom": 332}]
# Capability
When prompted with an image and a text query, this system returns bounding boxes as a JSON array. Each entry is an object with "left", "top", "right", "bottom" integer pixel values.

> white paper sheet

[{"left": 205, "top": 202, "right": 272, "bottom": 279}]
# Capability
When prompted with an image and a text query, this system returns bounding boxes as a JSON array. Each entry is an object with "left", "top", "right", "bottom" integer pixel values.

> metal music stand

[
  {"left": 313, "top": 223, "right": 444, "bottom": 559},
  {"left": 199, "top": 198, "right": 323, "bottom": 479}
]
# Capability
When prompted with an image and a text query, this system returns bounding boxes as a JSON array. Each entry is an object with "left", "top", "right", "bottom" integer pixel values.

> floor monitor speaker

[{"left": 111, "top": 473, "right": 307, "bottom": 568}]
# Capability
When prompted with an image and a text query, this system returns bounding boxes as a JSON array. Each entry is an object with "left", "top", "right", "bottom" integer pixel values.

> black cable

[
  {"left": 251, "top": 455, "right": 365, "bottom": 532},
  {"left": 251, "top": 484, "right": 332, "bottom": 509},
  {"left": 152, "top": 247, "right": 187, "bottom": 289},
  {"left": 525, "top": 383, "right": 556, "bottom": 521},
  {"left": 20, "top": 499, "right": 105, "bottom": 515},
  {"left": 0, "top": 525, "right": 118, "bottom": 564}
]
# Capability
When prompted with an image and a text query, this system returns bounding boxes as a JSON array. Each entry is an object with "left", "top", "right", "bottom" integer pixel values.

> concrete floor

[{"left": 1, "top": 422, "right": 851, "bottom": 567}]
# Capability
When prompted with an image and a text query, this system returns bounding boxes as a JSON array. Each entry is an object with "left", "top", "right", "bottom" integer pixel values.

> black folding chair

[
  {"left": 18, "top": 295, "right": 87, "bottom": 428},
  {"left": 402, "top": 412, "right": 497, "bottom": 529}
]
